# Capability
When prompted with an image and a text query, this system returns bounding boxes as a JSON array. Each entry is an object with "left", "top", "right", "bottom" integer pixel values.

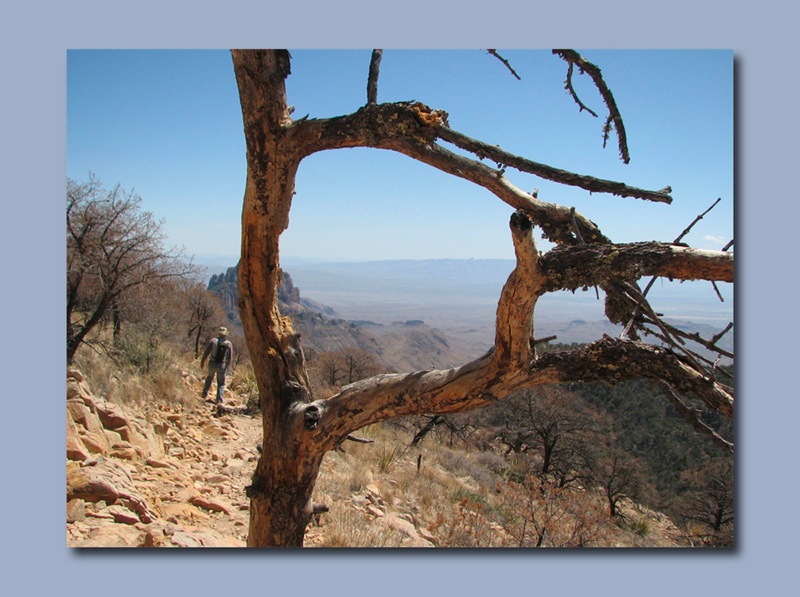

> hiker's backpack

[{"left": 212, "top": 339, "right": 230, "bottom": 364}]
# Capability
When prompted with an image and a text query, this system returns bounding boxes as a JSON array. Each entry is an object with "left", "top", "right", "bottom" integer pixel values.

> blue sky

[{"left": 67, "top": 49, "right": 732, "bottom": 267}]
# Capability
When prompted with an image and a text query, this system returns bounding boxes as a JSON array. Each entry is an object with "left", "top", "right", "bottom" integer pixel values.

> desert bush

[
  {"left": 147, "top": 367, "right": 187, "bottom": 407},
  {"left": 114, "top": 327, "right": 173, "bottom": 375},
  {"left": 72, "top": 346, "right": 117, "bottom": 400},
  {"left": 228, "top": 361, "right": 260, "bottom": 412},
  {"left": 377, "top": 446, "right": 399, "bottom": 473},
  {"left": 110, "top": 373, "right": 149, "bottom": 409},
  {"left": 624, "top": 516, "right": 651, "bottom": 538},
  {"left": 497, "top": 478, "right": 611, "bottom": 547},
  {"left": 429, "top": 496, "right": 509, "bottom": 547},
  {"left": 436, "top": 447, "right": 502, "bottom": 491},
  {"left": 347, "top": 466, "right": 371, "bottom": 493}
]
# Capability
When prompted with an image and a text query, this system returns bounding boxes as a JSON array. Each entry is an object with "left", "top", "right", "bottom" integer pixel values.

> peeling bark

[{"left": 540, "top": 242, "right": 734, "bottom": 292}]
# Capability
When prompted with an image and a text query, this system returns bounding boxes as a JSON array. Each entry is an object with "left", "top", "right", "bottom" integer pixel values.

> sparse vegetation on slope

[{"left": 68, "top": 336, "right": 714, "bottom": 548}]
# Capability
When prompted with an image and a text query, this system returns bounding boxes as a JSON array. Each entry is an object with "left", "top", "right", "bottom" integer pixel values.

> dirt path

[{"left": 145, "top": 386, "right": 266, "bottom": 545}]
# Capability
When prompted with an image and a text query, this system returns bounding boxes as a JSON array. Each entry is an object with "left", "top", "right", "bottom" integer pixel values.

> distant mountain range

[{"left": 207, "top": 258, "right": 734, "bottom": 369}]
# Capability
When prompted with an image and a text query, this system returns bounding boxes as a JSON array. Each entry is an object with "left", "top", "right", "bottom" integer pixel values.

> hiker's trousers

[{"left": 202, "top": 362, "right": 227, "bottom": 402}]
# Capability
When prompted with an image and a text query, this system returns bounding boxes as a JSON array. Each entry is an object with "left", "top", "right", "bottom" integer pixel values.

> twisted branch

[
  {"left": 656, "top": 382, "right": 733, "bottom": 453},
  {"left": 617, "top": 197, "right": 734, "bottom": 370}
]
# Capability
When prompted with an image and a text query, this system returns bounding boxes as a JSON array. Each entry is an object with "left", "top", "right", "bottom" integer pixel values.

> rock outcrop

[
  {"left": 207, "top": 266, "right": 239, "bottom": 319},
  {"left": 208, "top": 266, "right": 472, "bottom": 371}
]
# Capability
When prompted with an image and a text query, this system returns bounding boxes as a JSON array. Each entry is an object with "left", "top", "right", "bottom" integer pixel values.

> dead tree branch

[
  {"left": 562, "top": 62, "right": 599, "bottom": 117},
  {"left": 539, "top": 242, "right": 734, "bottom": 290},
  {"left": 553, "top": 49, "right": 630, "bottom": 164},
  {"left": 288, "top": 103, "right": 672, "bottom": 205},
  {"left": 345, "top": 434, "right": 374, "bottom": 444},
  {"left": 311, "top": 336, "right": 733, "bottom": 453},
  {"left": 639, "top": 318, "right": 734, "bottom": 364},
  {"left": 656, "top": 382, "right": 733, "bottom": 453},
  {"left": 367, "top": 49, "right": 383, "bottom": 105},
  {"left": 711, "top": 322, "right": 734, "bottom": 346},
  {"left": 532, "top": 335, "right": 558, "bottom": 346},
  {"left": 675, "top": 197, "right": 722, "bottom": 244},
  {"left": 436, "top": 125, "right": 670, "bottom": 203},
  {"left": 487, "top": 49, "right": 521, "bottom": 80},
  {"left": 305, "top": 231, "right": 735, "bottom": 449},
  {"left": 410, "top": 415, "right": 446, "bottom": 446},
  {"left": 618, "top": 197, "right": 733, "bottom": 365}
]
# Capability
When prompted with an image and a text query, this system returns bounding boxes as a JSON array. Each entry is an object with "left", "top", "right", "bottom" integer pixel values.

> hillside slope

[{"left": 66, "top": 366, "right": 687, "bottom": 548}]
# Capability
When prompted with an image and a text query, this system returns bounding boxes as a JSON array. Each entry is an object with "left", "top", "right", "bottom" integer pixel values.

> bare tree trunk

[
  {"left": 246, "top": 448, "right": 323, "bottom": 546},
  {"left": 194, "top": 326, "right": 202, "bottom": 359},
  {"left": 111, "top": 301, "right": 122, "bottom": 347},
  {"left": 410, "top": 415, "right": 445, "bottom": 447},
  {"left": 233, "top": 50, "right": 319, "bottom": 547}
]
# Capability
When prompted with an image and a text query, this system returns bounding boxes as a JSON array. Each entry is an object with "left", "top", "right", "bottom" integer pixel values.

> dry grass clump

[
  {"left": 147, "top": 367, "right": 190, "bottom": 408},
  {"left": 315, "top": 507, "right": 404, "bottom": 548},
  {"left": 72, "top": 346, "right": 117, "bottom": 399}
]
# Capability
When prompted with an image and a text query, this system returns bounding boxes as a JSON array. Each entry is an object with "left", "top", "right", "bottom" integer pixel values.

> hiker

[{"left": 200, "top": 326, "right": 233, "bottom": 411}]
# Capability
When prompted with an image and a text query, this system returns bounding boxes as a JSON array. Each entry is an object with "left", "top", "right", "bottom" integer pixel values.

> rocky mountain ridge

[{"left": 207, "top": 265, "right": 475, "bottom": 371}]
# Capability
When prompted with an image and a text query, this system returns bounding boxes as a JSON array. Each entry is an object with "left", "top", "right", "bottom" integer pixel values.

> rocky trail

[
  {"left": 66, "top": 364, "right": 444, "bottom": 548},
  {"left": 67, "top": 368, "right": 275, "bottom": 547}
]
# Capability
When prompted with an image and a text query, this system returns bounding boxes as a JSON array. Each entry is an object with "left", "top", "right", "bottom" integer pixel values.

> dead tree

[{"left": 231, "top": 50, "right": 734, "bottom": 547}]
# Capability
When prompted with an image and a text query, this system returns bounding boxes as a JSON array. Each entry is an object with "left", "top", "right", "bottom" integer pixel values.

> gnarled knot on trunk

[{"left": 303, "top": 404, "right": 321, "bottom": 430}]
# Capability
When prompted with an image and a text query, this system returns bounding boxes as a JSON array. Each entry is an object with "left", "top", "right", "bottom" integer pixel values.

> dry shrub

[
  {"left": 436, "top": 447, "right": 502, "bottom": 491},
  {"left": 498, "top": 479, "right": 612, "bottom": 547},
  {"left": 147, "top": 367, "right": 187, "bottom": 407},
  {"left": 314, "top": 450, "right": 373, "bottom": 502},
  {"left": 348, "top": 466, "right": 372, "bottom": 493},
  {"left": 428, "top": 496, "right": 510, "bottom": 547},
  {"left": 110, "top": 373, "right": 148, "bottom": 409},
  {"left": 72, "top": 347, "right": 117, "bottom": 399},
  {"left": 316, "top": 507, "right": 403, "bottom": 548}
]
